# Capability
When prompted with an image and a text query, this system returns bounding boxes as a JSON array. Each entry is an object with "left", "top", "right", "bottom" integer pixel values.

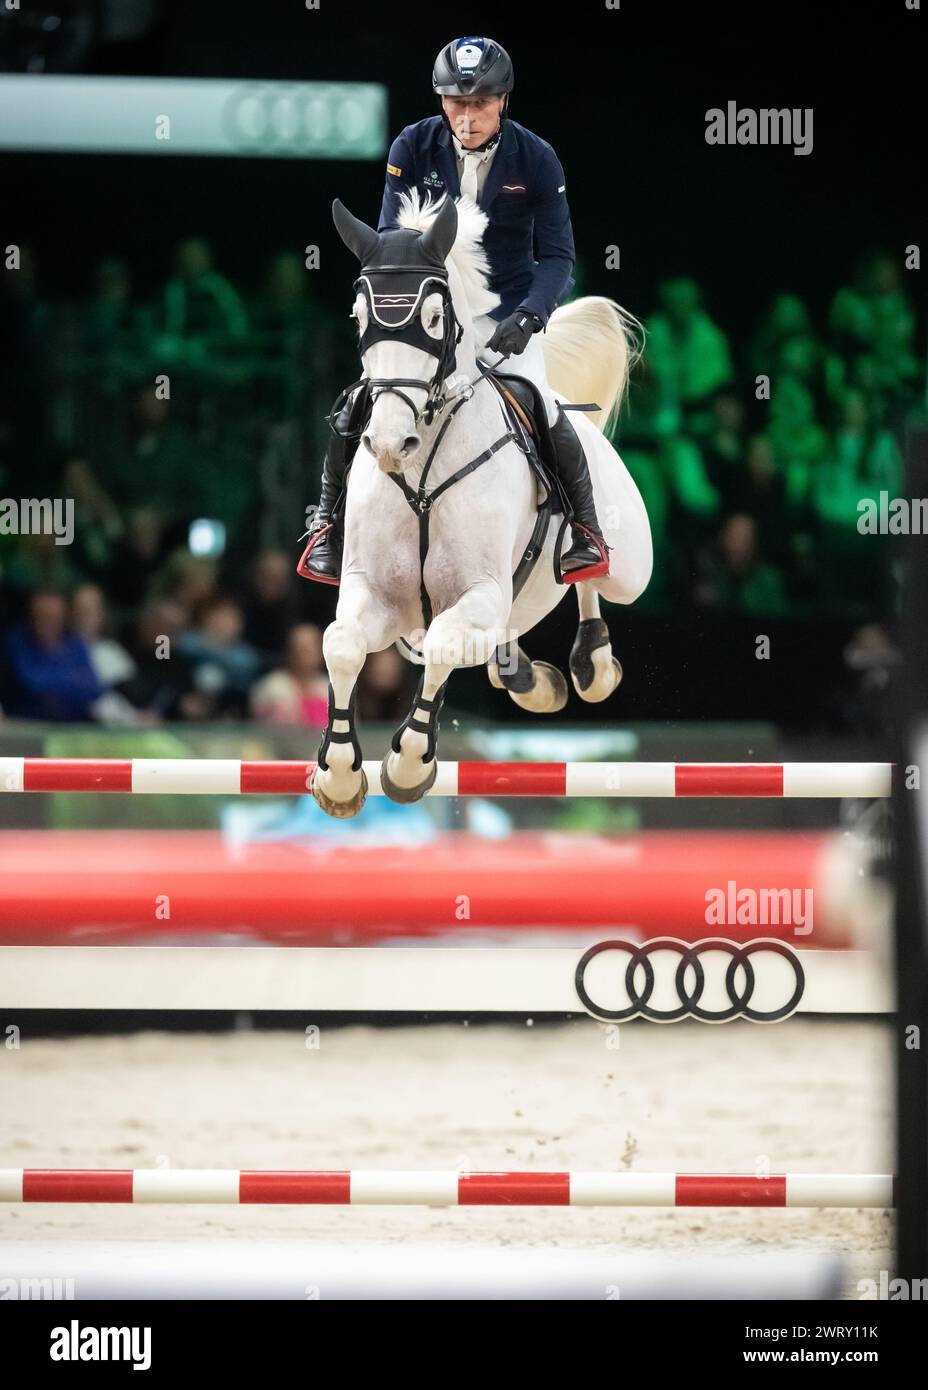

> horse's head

[{"left": 332, "top": 196, "right": 461, "bottom": 472}]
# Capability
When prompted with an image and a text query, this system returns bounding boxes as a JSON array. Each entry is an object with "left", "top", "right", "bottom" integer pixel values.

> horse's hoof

[
  {"left": 380, "top": 754, "right": 438, "bottom": 804},
  {"left": 508, "top": 660, "right": 568, "bottom": 714},
  {"left": 571, "top": 655, "right": 623, "bottom": 703},
  {"left": 312, "top": 767, "right": 368, "bottom": 818}
]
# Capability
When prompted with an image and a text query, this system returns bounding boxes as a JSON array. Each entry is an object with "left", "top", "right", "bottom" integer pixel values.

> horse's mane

[{"left": 395, "top": 190, "right": 501, "bottom": 323}]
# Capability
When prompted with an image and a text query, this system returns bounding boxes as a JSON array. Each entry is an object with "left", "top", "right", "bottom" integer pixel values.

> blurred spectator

[
  {"left": 804, "top": 387, "right": 903, "bottom": 616},
  {"left": 97, "top": 387, "right": 196, "bottom": 521},
  {"left": 71, "top": 583, "right": 152, "bottom": 727},
  {"left": 249, "top": 623, "right": 329, "bottom": 726},
  {"left": 252, "top": 253, "right": 311, "bottom": 340},
  {"left": 812, "top": 388, "right": 903, "bottom": 530},
  {"left": 0, "top": 244, "right": 50, "bottom": 449},
  {"left": 61, "top": 456, "right": 124, "bottom": 576},
  {"left": 85, "top": 257, "right": 135, "bottom": 360},
  {"left": 178, "top": 595, "right": 260, "bottom": 718},
  {"left": 645, "top": 278, "right": 733, "bottom": 430},
  {"left": 356, "top": 647, "right": 410, "bottom": 722},
  {"left": 751, "top": 293, "right": 824, "bottom": 390},
  {"left": 238, "top": 549, "right": 301, "bottom": 660},
  {"left": 828, "top": 250, "right": 919, "bottom": 401},
  {"left": 0, "top": 243, "right": 49, "bottom": 363},
  {"left": 72, "top": 583, "right": 136, "bottom": 687},
  {"left": 2, "top": 531, "right": 82, "bottom": 599},
  {"left": 694, "top": 513, "right": 789, "bottom": 615},
  {"left": 0, "top": 588, "right": 103, "bottom": 721},
  {"left": 159, "top": 238, "right": 249, "bottom": 360},
  {"left": 767, "top": 376, "right": 828, "bottom": 506},
  {"left": 722, "top": 435, "right": 799, "bottom": 579},
  {"left": 659, "top": 434, "right": 720, "bottom": 543},
  {"left": 248, "top": 253, "right": 319, "bottom": 418},
  {"left": 95, "top": 386, "right": 254, "bottom": 541},
  {"left": 118, "top": 600, "right": 205, "bottom": 721},
  {"left": 700, "top": 390, "right": 747, "bottom": 494},
  {"left": 724, "top": 434, "right": 787, "bottom": 519},
  {"left": 102, "top": 505, "right": 171, "bottom": 611},
  {"left": 150, "top": 548, "right": 219, "bottom": 615}
]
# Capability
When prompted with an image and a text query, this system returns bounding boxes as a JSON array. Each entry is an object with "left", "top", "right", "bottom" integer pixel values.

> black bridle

[
  {"left": 353, "top": 263, "right": 464, "bottom": 426},
  {"left": 346, "top": 259, "right": 526, "bottom": 627}
]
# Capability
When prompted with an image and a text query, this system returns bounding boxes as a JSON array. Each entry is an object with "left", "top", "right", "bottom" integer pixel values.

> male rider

[{"left": 301, "top": 35, "right": 609, "bottom": 586}]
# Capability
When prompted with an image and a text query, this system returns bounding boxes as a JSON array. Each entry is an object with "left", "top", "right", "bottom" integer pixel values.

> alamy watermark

[
  {"left": 705, "top": 102, "right": 813, "bottom": 156},
  {"left": 705, "top": 880, "right": 813, "bottom": 935},
  {"left": 857, "top": 492, "right": 928, "bottom": 535},
  {"left": 0, "top": 497, "right": 74, "bottom": 546}
]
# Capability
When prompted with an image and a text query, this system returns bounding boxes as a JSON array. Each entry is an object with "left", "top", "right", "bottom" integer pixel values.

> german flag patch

[{"left": 387, "top": 162, "right": 402, "bottom": 177}]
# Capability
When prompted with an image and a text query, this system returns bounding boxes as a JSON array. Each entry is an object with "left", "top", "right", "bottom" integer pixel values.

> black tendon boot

[
  {"left": 297, "top": 386, "right": 369, "bottom": 585},
  {"left": 550, "top": 407, "right": 610, "bottom": 583}
]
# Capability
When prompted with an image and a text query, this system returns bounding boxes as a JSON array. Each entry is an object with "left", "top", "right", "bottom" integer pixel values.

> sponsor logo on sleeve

[{"left": 387, "top": 162, "right": 402, "bottom": 176}]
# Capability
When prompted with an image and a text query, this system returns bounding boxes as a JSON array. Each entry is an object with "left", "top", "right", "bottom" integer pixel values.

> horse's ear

[
  {"left": 418, "top": 195, "right": 458, "bottom": 267},
  {"left": 332, "top": 199, "right": 380, "bottom": 265}
]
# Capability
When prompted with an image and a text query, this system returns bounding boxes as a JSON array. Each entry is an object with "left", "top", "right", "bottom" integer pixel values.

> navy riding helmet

[{"left": 432, "top": 36, "right": 514, "bottom": 123}]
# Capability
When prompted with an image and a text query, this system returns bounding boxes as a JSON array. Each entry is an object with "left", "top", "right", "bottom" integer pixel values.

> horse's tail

[{"left": 541, "top": 296, "right": 644, "bottom": 434}]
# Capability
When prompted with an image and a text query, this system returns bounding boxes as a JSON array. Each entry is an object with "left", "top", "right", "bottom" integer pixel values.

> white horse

[{"left": 311, "top": 191, "right": 652, "bottom": 817}]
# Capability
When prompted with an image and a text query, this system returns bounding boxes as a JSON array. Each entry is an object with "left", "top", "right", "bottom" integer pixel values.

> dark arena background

[{"left": 0, "top": 0, "right": 926, "bottom": 1346}]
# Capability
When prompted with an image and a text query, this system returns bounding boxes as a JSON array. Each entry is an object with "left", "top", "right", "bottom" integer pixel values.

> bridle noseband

[
  {"left": 353, "top": 263, "right": 464, "bottom": 426},
  {"left": 343, "top": 254, "right": 535, "bottom": 631}
]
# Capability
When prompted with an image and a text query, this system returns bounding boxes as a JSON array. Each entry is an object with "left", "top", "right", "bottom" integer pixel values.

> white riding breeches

[{"left": 472, "top": 314, "right": 560, "bottom": 428}]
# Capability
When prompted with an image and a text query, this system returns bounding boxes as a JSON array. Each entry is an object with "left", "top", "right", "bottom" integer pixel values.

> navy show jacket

[{"left": 378, "top": 115, "right": 576, "bottom": 325}]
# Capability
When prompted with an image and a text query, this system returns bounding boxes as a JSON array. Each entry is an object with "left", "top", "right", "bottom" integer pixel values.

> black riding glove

[{"left": 486, "top": 307, "right": 543, "bottom": 357}]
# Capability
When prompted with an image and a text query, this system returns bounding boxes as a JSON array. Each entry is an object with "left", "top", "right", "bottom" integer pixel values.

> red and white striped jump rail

[
  {"left": 0, "top": 1169, "right": 894, "bottom": 1207},
  {"left": 0, "top": 758, "right": 893, "bottom": 798}
]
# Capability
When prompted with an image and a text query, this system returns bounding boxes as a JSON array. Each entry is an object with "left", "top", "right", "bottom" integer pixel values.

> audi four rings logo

[
  {"left": 574, "top": 938, "right": 805, "bottom": 1023},
  {"left": 220, "top": 84, "right": 380, "bottom": 154}
]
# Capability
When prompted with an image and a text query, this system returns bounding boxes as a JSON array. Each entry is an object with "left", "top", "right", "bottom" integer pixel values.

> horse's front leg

[
  {"left": 313, "top": 582, "right": 400, "bottom": 819},
  {"left": 381, "top": 581, "right": 506, "bottom": 802}
]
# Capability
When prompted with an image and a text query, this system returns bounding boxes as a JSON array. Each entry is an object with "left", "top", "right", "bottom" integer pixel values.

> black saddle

[
  {"left": 482, "top": 368, "right": 565, "bottom": 515},
  {"left": 326, "top": 365, "right": 598, "bottom": 598}
]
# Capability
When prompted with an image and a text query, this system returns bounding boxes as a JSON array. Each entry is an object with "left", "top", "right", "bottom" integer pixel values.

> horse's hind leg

[
  {"left": 488, "top": 640, "right": 568, "bottom": 713},
  {"left": 569, "top": 583, "right": 623, "bottom": 702}
]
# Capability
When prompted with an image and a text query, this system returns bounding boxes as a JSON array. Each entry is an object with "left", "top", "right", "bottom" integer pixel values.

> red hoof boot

[
  {"left": 297, "top": 524, "right": 341, "bottom": 586},
  {"left": 560, "top": 525, "right": 610, "bottom": 584}
]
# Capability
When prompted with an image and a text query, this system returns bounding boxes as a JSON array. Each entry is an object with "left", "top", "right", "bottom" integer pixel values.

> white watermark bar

[
  {"left": 0, "top": 945, "right": 893, "bottom": 1017},
  {"left": 0, "top": 75, "right": 386, "bottom": 159}
]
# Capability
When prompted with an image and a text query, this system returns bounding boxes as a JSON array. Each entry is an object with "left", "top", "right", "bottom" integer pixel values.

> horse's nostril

[
  {"left": 361, "top": 433, "right": 372, "bottom": 453},
  {"left": 403, "top": 435, "right": 421, "bottom": 455}
]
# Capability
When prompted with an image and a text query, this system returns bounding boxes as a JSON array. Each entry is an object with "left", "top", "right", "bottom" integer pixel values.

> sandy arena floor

[{"left": 0, "top": 1018, "right": 893, "bottom": 1296}]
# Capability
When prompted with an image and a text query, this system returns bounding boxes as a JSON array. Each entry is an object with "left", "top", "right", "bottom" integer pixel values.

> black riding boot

[
  {"left": 297, "top": 387, "right": 367, "bottom": 586},
  {"left": 550, "top": 407, "right": 610, "bottom": 583}
]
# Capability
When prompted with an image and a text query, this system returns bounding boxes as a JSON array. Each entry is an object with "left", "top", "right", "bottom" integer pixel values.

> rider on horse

[{"left": 300, "top": 34, "right": 610, "bottom": 588}]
